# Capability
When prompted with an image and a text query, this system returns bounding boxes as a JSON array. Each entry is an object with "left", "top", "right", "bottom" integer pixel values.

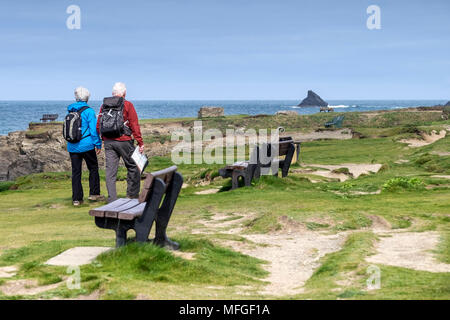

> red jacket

[{"left": 96, "top": 100, "right": 144, "bottom": 147}]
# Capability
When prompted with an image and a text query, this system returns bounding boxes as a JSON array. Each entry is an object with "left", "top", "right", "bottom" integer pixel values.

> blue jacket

[{"left": 66, "top": 102, "right": 102, "bottom": 153}]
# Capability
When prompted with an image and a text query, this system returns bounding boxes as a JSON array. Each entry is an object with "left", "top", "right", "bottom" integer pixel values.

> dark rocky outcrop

[
  {"left": 446, "top": 101, "right": 450, "bottom": 106},
  {"left": 298, "top": 90, "right": 328, "bottom": 107},
  {"left": 0, "top": 124, "right": 85, "bottom": 181},
  {"left": 0, "top": 122, "right": 185, "bottom": 181}
]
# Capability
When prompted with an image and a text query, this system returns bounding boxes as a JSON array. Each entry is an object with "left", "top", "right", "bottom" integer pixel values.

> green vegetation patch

[{"left": 382, "top": 177, "right": 425, "bottom": 192}]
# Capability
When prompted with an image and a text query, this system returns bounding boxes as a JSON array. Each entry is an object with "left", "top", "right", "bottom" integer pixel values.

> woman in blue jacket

[{"left": 67, "top": 87, "right": 103, "bottom": 206}]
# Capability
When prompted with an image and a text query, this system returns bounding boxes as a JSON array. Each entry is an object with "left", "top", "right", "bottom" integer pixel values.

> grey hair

[
  {"left": 74, "top": 86, "right": 90, "bottom": 102},
  {"left": 112, "top": 82, "right": 127, "bottom": 96}
]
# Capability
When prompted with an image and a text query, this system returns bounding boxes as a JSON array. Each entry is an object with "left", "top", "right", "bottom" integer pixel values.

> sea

[{"left": 0, "top": 100, "right": 446, "bottom": 136}]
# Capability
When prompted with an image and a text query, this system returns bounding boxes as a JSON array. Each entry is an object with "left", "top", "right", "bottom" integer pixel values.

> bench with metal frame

[
  {"left": 89, "top": 166, "right": 183, "bottom": 249},
  {"left": 219, "top": 137, "right": 295, "bottom": 190}
]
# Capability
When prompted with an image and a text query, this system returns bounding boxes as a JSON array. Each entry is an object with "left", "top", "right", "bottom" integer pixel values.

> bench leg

[
  {"left": 115, "top": 228, "right": 127, "bottom": 247},
  {"left": 281, "top": 144, "right": 295, "bottom": 177},
  {"left": 244, "top": 173, "right": 252, "bottom": 186},
  {"left": 95, "top": 217, "right": 132, "bottom": 248},
  {"left": 231, "top": 171, "right": 241, "bottom": 189},
  {"left": 153, "top": 173, "right": 183, "bottom": 251},
  {"left": 135, "top": 179, "right": 166, "bottom": 243}
]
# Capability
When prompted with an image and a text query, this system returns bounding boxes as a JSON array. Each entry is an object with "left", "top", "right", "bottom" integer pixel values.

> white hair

[
  {"left": 112, "top": 82, "right": 127, "bottom": 97},
  {"left": 74, "top": 86, "right": 90, "bottom": 102}
]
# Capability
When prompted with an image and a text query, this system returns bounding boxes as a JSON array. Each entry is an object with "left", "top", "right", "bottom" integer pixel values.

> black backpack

[
  {"left": 63, "top": 106, "right": 90, "bottom": 143},
  {"left": 100, "top": 97, "right": 126, "bottom": 138}
]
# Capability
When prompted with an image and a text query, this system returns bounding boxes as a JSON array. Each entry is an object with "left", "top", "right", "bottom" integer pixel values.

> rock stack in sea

[
  {"left": 446, "top": 101, "right": 450, "bottom": 106},
  {"left": 298, "top": 90, "right": 328, "bottom": 107}
]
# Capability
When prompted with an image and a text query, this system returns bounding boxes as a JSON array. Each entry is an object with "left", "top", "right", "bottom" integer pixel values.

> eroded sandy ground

[
  {"left": 366, "top": 231, "right": 450, "bottom": 273},
  {"left": 0, "top": 279, "right": 63, "bottom": 296},
  {"left": 400, "top": 130, "right": 447, "bottom": 148},
  {"left": 294, "top": 163, "right": 382, "bottom": 182},
  {"left": 240, "top": 232, "right": 347, "bottom": 296},
  {"left": 193, "top": 211, "right": 450, "bottom": 296},
  {"left": 194, "top": 211, "right": 348, "bottom": 296},
  {"left": 0, "top": 266, "right": 17, "bottom": 278}
]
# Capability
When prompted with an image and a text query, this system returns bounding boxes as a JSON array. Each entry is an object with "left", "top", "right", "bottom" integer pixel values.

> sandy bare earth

[
  {"left": 400, "top": 130, "right": 447, "bottom": 148},
  {"left": 0, "top": 279, "right": 63, "bottom": 296},
  {"left": 194, "top": 211, "right": 450, "bottom": 296},
  {"left": 367, "top": 231, "right": 450, "bottom": 273},
  {"left": 0, "top": 266, "right": 17, "bottom": 278},
  {"left": 194, "top": 211, "right": 348, "bottom": 296},
  {"left": 296, "top": 163, "right": 382, "bottom": 182},
  {"left": 240, "top": 232, "right": 347, "bottom": 296},
  {"left": 431, "top": 151, "right": 450, "bottom": 157},
  {"left": 287, "top": 129, "right": 353, "bottom": 142},
  {"left": 432, "top": 175, "right": 450, "bottom": 180},
  {"left": 201, "top": 129, "right": 354, "bottom": 150},
  {"left": 194, "top": 188, "right": 220, "bottom": 195}
]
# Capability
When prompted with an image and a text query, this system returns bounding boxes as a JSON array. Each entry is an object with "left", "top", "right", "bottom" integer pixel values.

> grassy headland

[{"left": 0, "top": 108, "right": 449, "bottom": 299}]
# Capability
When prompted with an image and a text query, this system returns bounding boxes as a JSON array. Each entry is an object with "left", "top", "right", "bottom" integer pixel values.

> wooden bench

[
  {"left": 218, "top": 146, "right": 260, "bottom": 190},
  {"left": 325, "top": 115, "right": 344, "bottom": 128},
  {"left": 259, "top": 137, "right": 296, "bottom": 178},
  {"left": 218, "top": 137, "right": 295, "bottom": 189},
  {"left": 89, "top": 166, "right": 183, "bottom": 249},
  {"left": 40, "top": 114, "right": 58, "bottom": 122}
]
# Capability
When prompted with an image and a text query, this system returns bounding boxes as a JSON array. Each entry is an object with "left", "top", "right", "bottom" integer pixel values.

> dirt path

[
  {"left": 194, "top": 211, "right": 348, "bottom": 296},
  {"left": 400, "top": 130, "right": 447, "bottom": 148},
  {"left": 240, "top": 233, "right": 347, "bottom": 296},
  {"left": 367, "top": 231, "right": 450, "bottom": 273},
  {"left": 296, "top": 163, "right": 382, "bottom": 182},
  {"left": 0, "top": 279, "right": 63, "bottom": 296},
  {"left": 193, "top": 211, "right": 450, "bottom": 296}
]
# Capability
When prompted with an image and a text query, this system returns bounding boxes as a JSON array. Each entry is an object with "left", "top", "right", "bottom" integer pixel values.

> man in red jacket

[{"left": 97, "top": 82, "right": 145, "bottom": 203}]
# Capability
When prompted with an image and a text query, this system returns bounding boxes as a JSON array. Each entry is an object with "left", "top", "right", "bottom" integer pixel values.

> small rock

[
  {"left": 275, "top": 110, "right": 298, "bottom": 116},
  {"left": 198, "top": 107, "right": 224, "bottom": 118}
]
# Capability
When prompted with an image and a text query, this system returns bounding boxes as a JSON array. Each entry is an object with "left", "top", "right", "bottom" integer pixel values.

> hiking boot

[
  {"left": 73, "top": 201, "right": 83, "bottom": 206},
  {"left": 88, "top": 195, "right": 105, "bottom": 202}
]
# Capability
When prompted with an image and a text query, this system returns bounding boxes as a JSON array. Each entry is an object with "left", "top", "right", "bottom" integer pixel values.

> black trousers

[{"left": 69, "top": 149, "right": 100, "bottom": 201}]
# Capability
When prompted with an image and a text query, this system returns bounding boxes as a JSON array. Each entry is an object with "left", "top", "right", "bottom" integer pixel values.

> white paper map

[{"left": 131, "top": 146, "right": 148, "bottom": 173}]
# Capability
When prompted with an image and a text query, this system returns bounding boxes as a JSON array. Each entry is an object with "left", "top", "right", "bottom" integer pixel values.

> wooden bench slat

[
  {"left": 117, "top": 202, "right": 147, "bottom": 220},
  {"left": 225, "top": 161, "right": 249, "bottom": 170},
  {"left": 89, "top": 198, "right": 132, "bottom": 217},
  {"left": 104, "top": 199, "right": 141, "bottom": 218}
]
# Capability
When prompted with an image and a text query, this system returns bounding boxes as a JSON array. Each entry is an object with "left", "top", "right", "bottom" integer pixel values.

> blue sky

[{"left": 0, "top": 0, "right": 449, "bottom": 100}]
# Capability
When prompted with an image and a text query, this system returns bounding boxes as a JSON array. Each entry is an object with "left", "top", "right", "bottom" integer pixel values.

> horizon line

[{"left": 0, "top": 98, "right": 447, "bottom": 102}]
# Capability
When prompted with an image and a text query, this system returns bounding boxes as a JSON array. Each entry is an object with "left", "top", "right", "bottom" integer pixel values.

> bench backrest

[
  {"left": 278, "top": 137, "right": 294, "bottom": 157},
  {"left": 257, "top": 137, "right": 294, "bottom": 164},
  {"left": 138, "top": 165, "right": 178, "bottom": 203}
]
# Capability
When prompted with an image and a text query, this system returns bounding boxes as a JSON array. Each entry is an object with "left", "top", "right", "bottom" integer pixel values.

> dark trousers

[
  {"left": 69, "top": 149, "right": 100, "bottom": 201},
  {"left": 104, "top": 140, "right": 140, "bottom": 203}
]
